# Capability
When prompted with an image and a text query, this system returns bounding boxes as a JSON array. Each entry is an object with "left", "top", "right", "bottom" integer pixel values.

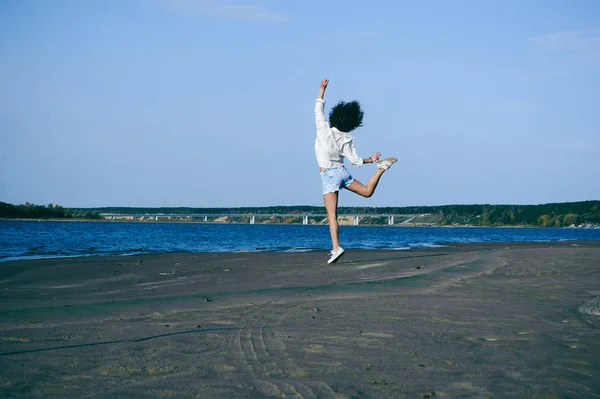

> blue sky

[{"left": 1, "top": 0, "right": 598, "bottom": 207}]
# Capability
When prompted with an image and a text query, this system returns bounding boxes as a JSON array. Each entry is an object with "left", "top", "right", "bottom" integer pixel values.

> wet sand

[{"left": 1, "top": 242, "right": 599, "bottom": 398}]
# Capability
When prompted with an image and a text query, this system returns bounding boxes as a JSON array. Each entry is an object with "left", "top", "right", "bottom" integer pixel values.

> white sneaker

[
  {"left": 376, "top": 157, "right": 398, "bottom": 171},
  {"left": 327, "top": 247, "right": 345, "bottom": 264}
]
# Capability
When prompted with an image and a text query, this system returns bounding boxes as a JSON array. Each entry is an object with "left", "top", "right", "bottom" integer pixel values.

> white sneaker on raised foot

[
  {"left": 376, "top": 157, "right": 398, "bottom": 171},
  {"left": 327, "top": 247, "right": 345, "bottom": 264}
]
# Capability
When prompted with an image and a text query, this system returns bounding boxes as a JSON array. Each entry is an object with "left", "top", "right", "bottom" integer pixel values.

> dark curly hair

[{"left": 328, "top": 100, "right": 364, "bottom": 133}]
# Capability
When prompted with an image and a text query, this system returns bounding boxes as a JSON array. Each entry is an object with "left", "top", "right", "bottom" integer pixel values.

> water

[{"left": 1, "top": 220, "right": 599, "bottom": 262}]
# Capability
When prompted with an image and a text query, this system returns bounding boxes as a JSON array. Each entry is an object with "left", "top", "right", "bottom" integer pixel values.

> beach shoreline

[
  {"left": 1, "top": 242, "right": 599, "bottom": 398},
  {"left": 2, "top": 240, "right": 600, "bottom": 264}
]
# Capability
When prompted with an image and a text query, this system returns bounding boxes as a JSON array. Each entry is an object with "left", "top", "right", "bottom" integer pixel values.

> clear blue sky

[{"left": 1, "top": 0, "right": 598, "bottom": 208}]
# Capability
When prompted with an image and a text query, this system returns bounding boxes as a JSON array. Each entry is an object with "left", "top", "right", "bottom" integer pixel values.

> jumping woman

[{"left": 314, "top": 79, "right": 397, "bottom": 264}]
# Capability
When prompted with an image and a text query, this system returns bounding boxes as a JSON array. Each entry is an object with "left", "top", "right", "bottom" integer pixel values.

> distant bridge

[{"left": 100, "top": 213, "right": 432, "bottom": 226}]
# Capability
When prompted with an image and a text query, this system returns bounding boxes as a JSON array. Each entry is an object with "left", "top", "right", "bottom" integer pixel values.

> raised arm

[
  {"left": 315, "top": 79, "right": 329, "bottom": 132},
  {"left": 318, "top": 79, "right": 328, "bottom": 100}
]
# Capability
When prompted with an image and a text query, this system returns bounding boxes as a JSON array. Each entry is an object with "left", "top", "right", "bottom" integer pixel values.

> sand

[{"left": 1, "top": 242, "right": 599, "bottom": 398}]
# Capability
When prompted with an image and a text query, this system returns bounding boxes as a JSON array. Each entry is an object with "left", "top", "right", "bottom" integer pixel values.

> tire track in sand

[{"left": 231, "top": 294, "right": 338, "bottom": 398}]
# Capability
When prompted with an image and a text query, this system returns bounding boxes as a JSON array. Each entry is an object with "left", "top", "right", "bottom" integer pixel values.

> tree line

[
  {"left": 432, "top": 202, "right": 599, "bottom": 227},
  {"left": 0, "top": 202, "right": 102, "bottom": 219}
]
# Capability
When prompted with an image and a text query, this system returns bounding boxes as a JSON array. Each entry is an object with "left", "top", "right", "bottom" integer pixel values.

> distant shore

[
  {"left": 3, "top": 217, "right": 599, "bottom": 229},
  {"left": 4, "top": 200, "right": 599, "bottom": 228}
]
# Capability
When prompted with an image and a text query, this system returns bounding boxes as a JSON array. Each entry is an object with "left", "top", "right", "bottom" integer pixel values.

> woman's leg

[
  {"left": 323, "top": 191, "right": 340, "bottom": 250},
  {"left": 346, "top": 169, "right": 385, "bottom": 198}
]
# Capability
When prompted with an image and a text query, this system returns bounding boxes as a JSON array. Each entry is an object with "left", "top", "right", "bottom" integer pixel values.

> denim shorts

[{"left": 320, "top": 166, "right": 355, "bottom": 195}]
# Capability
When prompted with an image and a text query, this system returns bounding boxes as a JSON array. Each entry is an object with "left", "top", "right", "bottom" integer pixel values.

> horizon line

[{"left": 62, "top": 200, "right": 600, "bottom": 209}]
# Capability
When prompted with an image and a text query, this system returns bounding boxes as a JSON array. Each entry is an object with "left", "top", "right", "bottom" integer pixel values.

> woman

[{"left": 315, "top": 79, "right": 397, "bottom": 264}]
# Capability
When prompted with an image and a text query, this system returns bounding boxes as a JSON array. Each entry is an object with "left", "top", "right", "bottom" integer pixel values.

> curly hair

[{"left": 328, "top": 100, "right": 364, "bottom": 133}]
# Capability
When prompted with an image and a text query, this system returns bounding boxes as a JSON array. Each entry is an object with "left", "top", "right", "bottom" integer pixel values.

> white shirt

[{"left": 314, "top": 99, "right": 364, "bottom": 169}]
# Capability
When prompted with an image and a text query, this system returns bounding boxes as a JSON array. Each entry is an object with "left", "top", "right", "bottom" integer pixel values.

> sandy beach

[{"left": 1, "top": 242, "right": 599, "bottom": 398}]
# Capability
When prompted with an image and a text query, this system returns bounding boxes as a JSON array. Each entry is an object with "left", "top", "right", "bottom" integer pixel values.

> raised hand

[
  {"left": 318, "top": 79, "right": 329, "bottom": 100},
  {"left": 370, "top": 152, "right": 381, "bottom": 162}
]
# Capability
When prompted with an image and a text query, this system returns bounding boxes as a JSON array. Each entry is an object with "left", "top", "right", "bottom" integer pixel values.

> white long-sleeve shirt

[{"left": 314, "top": 99, "right": 364, "bottom": 169}]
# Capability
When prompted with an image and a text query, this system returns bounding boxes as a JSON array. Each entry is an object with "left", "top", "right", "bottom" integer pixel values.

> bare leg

[
  {"left": 323, "top": 191, "right": 340, "bottom": 250},
  {"left": 346, "top": 169, "right": 385, "bottom": 198}
]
